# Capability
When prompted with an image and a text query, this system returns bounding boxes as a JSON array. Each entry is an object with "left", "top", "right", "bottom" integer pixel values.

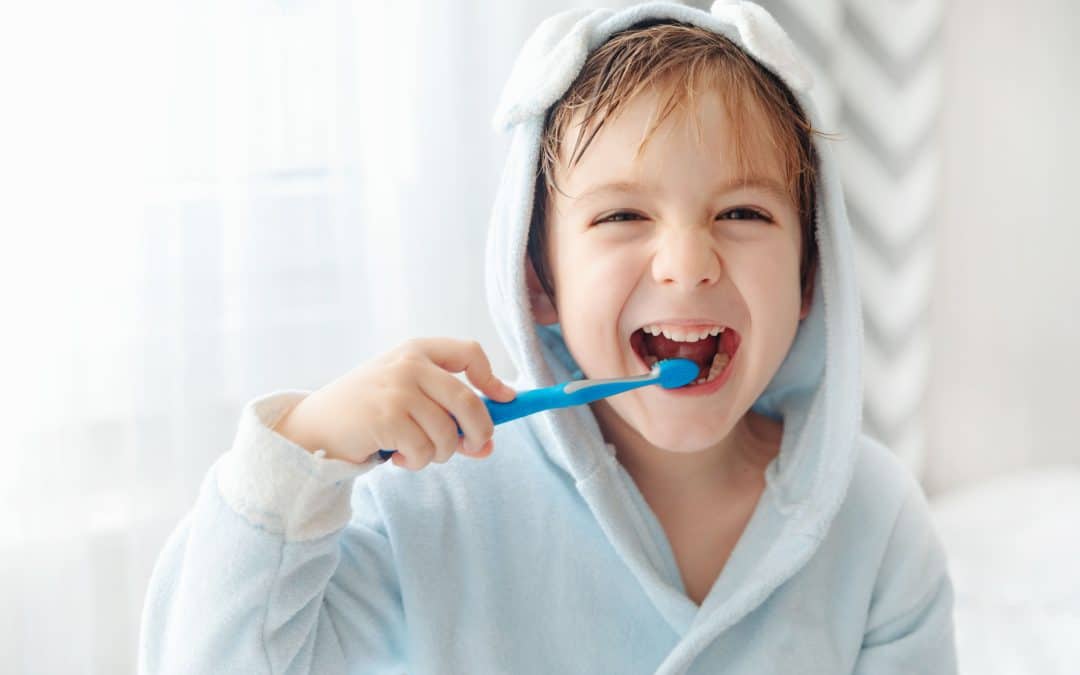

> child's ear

[
  {"left": 799, "top": 262, "right": 817, "bottom": 320},
  {"left": 525, "top": 258, "right": 559, "bottom": 325}
]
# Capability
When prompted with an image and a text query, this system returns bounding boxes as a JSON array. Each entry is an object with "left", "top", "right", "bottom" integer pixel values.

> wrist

[{"left": 272, "top": 395, "right": 328, "bottom": 455}]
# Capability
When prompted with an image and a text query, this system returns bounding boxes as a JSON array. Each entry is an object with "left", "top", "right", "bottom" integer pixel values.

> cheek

[
  {"left": 732, "top": 245, "right": 803, "bottom": 352},
  {"left": 554, "top": 243, "right": 639, "bottom": 365},
  {"left": 556, "top": 237, "right": 639, "bottom": 305},
  {"left": 747, "top": 254, "right": 801, "bottom": 306},
  {"left": 732, "top": 230, "right": 801, "bottom": 296}
]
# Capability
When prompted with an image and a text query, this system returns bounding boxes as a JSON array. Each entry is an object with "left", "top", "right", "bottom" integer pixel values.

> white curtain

[
  {"left": 1, "top": 1, "right": 644, "bottom": 672},
  {"left": 4, "top": 1, "right": 1076, "bottom": 673}
]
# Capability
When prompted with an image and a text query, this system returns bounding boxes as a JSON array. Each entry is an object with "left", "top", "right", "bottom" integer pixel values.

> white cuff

[{"left": 214, "top": 390, "right": 382, "bottom": 542}]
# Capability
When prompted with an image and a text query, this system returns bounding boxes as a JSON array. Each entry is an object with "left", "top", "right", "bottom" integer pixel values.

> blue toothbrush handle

[
  {"left": 486, "top": 384, "right": 574, "bottom": 423},
  {"left": 374, "top": 359, "right": 697, "bottom": 462},
  {"left": 375, "top": 384, "right": 572, "bottom": 462}
]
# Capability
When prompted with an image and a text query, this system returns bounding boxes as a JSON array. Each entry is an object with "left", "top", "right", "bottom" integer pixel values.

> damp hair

[{"left": 526, "top": 19, "right": 838, "bottom": 304}]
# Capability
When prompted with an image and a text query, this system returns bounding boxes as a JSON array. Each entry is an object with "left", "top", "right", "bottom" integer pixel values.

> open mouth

[{"left": 629, "top": 325, "right": 741, "bottom": 386}]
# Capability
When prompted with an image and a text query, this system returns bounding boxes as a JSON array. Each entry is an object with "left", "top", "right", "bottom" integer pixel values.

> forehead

[{"left": 555, "top": 82, "right": 787, "bottom": 195}]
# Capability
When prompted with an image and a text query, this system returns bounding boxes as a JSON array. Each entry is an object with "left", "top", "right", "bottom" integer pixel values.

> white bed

[{"left": 930, "top": 465, "right": 1080, "bottom": 674}]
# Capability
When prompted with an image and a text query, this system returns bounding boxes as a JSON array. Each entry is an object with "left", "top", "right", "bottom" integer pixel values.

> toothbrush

[{"left": 375, "top": 357, "right": 700, "bottom": 462}]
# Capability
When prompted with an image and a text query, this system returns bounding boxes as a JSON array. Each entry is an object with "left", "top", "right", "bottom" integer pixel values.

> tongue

[{"left": 643, "top": 333, "right": 719, "bottom": 374}]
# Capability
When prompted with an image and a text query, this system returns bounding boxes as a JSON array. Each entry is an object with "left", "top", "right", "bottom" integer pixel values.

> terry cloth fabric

[{"left": 138, "top": 2, "right": 957, "bottom": 673}]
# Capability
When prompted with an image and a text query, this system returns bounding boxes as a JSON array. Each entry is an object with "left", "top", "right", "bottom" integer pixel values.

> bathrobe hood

[{"left": 484, "top": 1, "right": 863, "bottom": 669}]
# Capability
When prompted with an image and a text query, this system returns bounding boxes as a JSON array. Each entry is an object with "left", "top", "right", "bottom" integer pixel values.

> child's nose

[{"left": 651, "top": 228, "right": 722, "bottom": 289}]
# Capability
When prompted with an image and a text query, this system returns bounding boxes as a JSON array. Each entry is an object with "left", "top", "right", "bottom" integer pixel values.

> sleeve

[
  {"left": 853, "top": 481, "right": 959, "bottom": 674},
  {"left": 137, "top": 390, "right": 408, "bottom": 675}
]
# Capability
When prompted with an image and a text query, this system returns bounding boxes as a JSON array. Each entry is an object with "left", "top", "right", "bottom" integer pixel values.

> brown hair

[{"left": 527, "top": 19, "right": 834, "bottom": 304}]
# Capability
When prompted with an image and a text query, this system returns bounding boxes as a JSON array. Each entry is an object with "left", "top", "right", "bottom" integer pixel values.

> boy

[{"left": 139, "top": 3, "right": 957, "bottom": 673}]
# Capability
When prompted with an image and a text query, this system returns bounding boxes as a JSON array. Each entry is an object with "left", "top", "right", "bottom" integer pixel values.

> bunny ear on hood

[
  {"left": 483, "top": 1, "right": 864, "bottom": 661},
  {"left": 492, "top": 0, "right": 814, "bottom": 133}
]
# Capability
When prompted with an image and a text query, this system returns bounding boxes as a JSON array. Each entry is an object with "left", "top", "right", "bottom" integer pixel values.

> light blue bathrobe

[{"left": 138, "top": 2, "right": 957, "bottom": 673}]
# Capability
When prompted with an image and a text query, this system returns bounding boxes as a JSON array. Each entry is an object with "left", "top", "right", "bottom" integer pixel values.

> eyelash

[{"left": 595, "top": 208, "right": 772, "bottom": 224}]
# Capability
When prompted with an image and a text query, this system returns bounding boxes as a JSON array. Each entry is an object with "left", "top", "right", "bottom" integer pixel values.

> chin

[{"left": 635, "top": 416, "right": 737, "bottom": 454}]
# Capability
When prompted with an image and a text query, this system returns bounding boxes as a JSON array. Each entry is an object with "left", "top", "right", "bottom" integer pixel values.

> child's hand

[{"left": 272, "top": 337, "right": 517, "bottom": 470}]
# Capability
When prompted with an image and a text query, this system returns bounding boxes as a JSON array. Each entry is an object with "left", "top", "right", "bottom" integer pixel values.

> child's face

[{"left": 530, "top": 84, "right": 811, "bottom": 454}]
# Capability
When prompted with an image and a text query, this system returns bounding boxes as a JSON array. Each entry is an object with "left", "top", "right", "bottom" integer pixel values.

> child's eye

[
  {"left": 594, "top": 208, "right": 771, "bottom": 225},
  {"left": 595, "top": 211, "right": 644, "bottom": 224},
  {"left": 718, "top": 207, "right": 771, "bottom": 222}
]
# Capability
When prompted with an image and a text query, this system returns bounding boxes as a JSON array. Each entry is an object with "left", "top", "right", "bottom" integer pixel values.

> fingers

[
  {"left": 385, "top": 407, "right": 437, "bottom": 471},
  {"left": 376, "top": 337, "right": 509, "bottom": 472},
  {"left": 404, "top": 393, "right": 466, "bottom": 465},
  {"left": 414, "top": 360, "right": 496, "bottom": 456},
  {"left": 408, "top": 338, "right": 516, "bottom": 403},
  {"left": 389, "top": 406, "right": 492, "bottom": 471}
]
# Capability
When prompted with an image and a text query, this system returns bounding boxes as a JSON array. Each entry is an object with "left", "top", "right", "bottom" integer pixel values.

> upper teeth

[{"left": 641, "top": 324, "right": 725, "bottom": 342}]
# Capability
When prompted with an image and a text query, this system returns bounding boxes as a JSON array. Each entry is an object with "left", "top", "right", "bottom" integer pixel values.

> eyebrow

[{"left": 573, "top": 176, "right": 789, "bottom": 203}]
